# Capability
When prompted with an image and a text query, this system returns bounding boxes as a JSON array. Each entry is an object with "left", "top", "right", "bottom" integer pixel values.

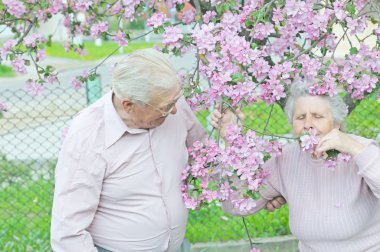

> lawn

[
  {"left": 45, "top": 41, "right": 156, "bottom": 61},
  {"left": 0, "top": 65, "right": 16, "bottom": 78}
]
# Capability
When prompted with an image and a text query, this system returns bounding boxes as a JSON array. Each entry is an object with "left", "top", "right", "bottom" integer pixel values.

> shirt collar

[{"left": 104, "top": 91, "right": 147, "bottom": 149}]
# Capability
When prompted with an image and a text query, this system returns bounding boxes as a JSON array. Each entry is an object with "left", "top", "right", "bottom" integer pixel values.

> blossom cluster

[
  {"left": 181, "top": 125, "right": 282, "bottom": 213},
  {"left": 300, "top": 129, "right": 351, "bottom": 170},
  {"left": 0, "top": 0, "right": 378, "bottom": 103}
]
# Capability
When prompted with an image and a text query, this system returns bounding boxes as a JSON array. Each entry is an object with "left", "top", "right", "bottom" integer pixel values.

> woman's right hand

[{"left": 210, "top": 105, "right": 245, "bottom": 138}]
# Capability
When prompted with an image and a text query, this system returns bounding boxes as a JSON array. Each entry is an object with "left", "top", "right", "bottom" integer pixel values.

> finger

[
  {"left": 235, "top": 109, "right": 245, "bottom": 120},
  {"left": 266, "top": 202, "right": 275, "bottom": 212},
  {"left": 276, "top": 196, "right": 286, "bottom": 205},
  {"left": 272, "top": 200, "right": 283, "bottom": 209},
  {"left": 212, "top": 110, "right": 222, "bottom": 118}
]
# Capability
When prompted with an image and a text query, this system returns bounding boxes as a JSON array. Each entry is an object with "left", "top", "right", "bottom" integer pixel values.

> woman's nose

[{"left": 304, "top": 116, "right": 313, "bottom": 130}]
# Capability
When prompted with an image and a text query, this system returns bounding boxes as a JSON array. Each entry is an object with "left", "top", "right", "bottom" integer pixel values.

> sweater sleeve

[
  {"left": 354, "top": 141, "right": 380, "bottom": 198},
  {"left": 221, "top": 155, "right": 283, "bottom": 216}
]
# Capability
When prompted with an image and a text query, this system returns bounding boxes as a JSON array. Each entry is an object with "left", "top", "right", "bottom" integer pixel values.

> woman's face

[{"left": 292, "top": 96, "right": 339, "bottom": 137}]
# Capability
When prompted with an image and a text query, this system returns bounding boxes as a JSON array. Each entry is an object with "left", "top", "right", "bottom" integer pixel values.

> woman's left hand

[{"left": 315, "top": 129, "right": 365, "bottom": 157}]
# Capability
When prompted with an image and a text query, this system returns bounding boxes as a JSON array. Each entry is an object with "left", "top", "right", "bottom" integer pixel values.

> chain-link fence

[{"left": 1, "top": 84, "right": 380, "bottom": 251}]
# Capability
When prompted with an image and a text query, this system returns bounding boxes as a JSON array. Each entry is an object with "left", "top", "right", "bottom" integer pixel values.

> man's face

[{"left": 125, "top": 86, "right": 182, "bottom": 129}]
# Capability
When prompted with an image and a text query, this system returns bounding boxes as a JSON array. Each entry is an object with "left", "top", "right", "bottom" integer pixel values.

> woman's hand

[
  {"left": 315, "top": 129, "right": 364, "bottom": 157},
  {"left": 210, "top": 105, "right": 245, "bottom": 138}
]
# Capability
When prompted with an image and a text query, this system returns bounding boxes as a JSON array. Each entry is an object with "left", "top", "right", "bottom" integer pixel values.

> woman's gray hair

[
  {"left": 112, "top": 48, "right": 180, "bottom": 103},
  {"left": 284, "top": 79, "right": 349, "bottom": 126}
]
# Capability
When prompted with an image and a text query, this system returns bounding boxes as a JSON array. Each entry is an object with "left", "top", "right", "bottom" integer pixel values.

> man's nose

[{"left": 170, "top": 105, "right": 177, "bottom": 115}]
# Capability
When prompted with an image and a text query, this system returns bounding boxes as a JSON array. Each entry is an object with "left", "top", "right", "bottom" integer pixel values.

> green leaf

[
  {"left": 231, "top": 73, "right": 245, "bottom": 82},
  {"left": 157, "top": 26, "right": 165, "bottom": 34},
  {"left": 350, "top": 47, "right": 358, "bottom": 55},
  {"left": 326, "top": 149, "right": 340, "bottom": 159},
  {"left": 346, "top": 3, "right": 356, "bottom": 17},
  {"left": 46, "top": 35, "right": 53, "bottom": 47},
  {"left": 321, "top": 47, "right": 327, "bottom": 56},
  {"left": 176, "top": 3, "right": 185, "bottom": 12}
]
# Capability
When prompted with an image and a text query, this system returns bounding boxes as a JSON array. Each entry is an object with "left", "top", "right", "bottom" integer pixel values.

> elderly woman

[{"left": 210, "top": 81, "right": 380, "bottom": 252}]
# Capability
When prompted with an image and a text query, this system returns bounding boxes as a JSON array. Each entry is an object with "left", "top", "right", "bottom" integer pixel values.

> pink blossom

[
  {"left": 252, "top": 23, "right": 274, "bottom": 40},
  {"left": 192, "top": 23, "right": 218, "bottom": 53},
  {"left": 299, "top": 55, "right": 321, "bottom": 80},
  {"left": 299, "top": 129, "right": 320, "bottom": 153},
  {"left": 45, "top": 74, "right": 58, "bottom": 85},
  {"left": 3, "top": 0, "right": 26, "bottom": 18},
  {"left": 346, "top": 17, "right": 366, "bottom": 36},
  {"left": 333, "top": 1, "right": 346, "bottom": 20},
  {"left": 113, "top": 31, "right": 128, "bottom": 47},
  {"left": 74, "top": 0, "right": 93, "bottom": 12},
  {"left": 182, "top": 9, "right": 196, "bottom": 25},
  {"left": 250, "top": 249, "right": 261, "bottom": 252},
  {"left": 90, "top": 21, "right": 109, "bottom": 38},
  {"left": 272, "top": 8, "right": 283, "bottom": 24},
  {"left": 71, "top": 77, "right": 83, "bottom": 90},
  {"left": 147, "top": 13, "right": 168, "bottom": 28},
  {"left": 0, "top": 102, "right": 8, "bottom": 112},
  {"left": 249, "top": 57, "right": 270, "bottom": 81},
  {"left": 375, "top": 27, "right": 380, "bottom": 39},
  {"left": 221, "top": 12, "right": 241, "bottom": 33},
  {"left": 11, "top": 55, "right": 27, "bottom": 74},
  {"left": 36, "top": 49, "right": 46, "bottom": 61},
  {"left": 49, "top": 0, "right": 64, "bottom": 14},
  {"left": 260, "top": 79, "right": 286, "bottom": 105},
  {"left": 232, "top": 198, "right": 257, "bottom": 214},
  {"left": 203, "top": 11, "right": 216, "bottom": 24},
  {"left": 25, "top": 79, "right": 44, "bottom": 96},
  {"left": 0, "top": 39, "right": 17, "bottom": 58},
  {"left": 284, "top": 0, "right": 309, "bottom": 17},
  {"left": 23, "top": 33, "right": 45, "bottom": 48},
  {"left": 163, "top": 26, "right": 183, "bottom": 50},
  {"left": 110, "top": 0, "right": 123, "bottom": 15},
  {"left": 74, "top": 47, "right": 88, "bottom": 56}
]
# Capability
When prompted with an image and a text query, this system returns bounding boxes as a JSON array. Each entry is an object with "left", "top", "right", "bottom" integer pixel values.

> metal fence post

[{"left": 86, "top": 74, "right": 102, "bottom": 105}]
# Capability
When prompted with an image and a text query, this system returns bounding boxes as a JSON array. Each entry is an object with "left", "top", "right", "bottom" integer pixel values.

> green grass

[
  {"left": 186, "top": 203, "right": 290, "bottom": 242},
  {"left": 45, "top": 41, "right": 155, "bottom": 61},
  {"left": 0, "top": 179, "right": 53, "bottom": 251},
  {"left": 0, "top": 65, "right": 15, "bottom": 77}
]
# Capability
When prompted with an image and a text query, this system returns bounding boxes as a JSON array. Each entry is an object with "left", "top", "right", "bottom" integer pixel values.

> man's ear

[{"left": 121, "top": 99, "right": 135, "bottom": 113}]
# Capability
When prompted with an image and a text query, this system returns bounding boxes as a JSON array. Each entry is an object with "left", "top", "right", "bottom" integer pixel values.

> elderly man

[{"left": 50, "top": 49, "right": 206, "bottom": 252}]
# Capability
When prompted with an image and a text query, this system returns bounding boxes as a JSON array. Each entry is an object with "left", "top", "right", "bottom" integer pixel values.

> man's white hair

[
  {"left": 112, "top": 48, "right": 180, "bottom": 103},
  {"left": 284, "top": 79, "right": 348, "bottom": 126}
]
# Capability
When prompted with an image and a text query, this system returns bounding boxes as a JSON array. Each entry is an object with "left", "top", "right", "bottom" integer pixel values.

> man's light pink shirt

[{"left": 51, "top": 92, "right": 206, "bottom": 252}]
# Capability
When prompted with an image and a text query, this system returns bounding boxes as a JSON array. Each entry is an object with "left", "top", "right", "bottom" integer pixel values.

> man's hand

[
  {"left": 265, "top": 196, "right": 286, "bottom": 212},
  {"left": 210, "top": 105, "right": 245, "bottom": 138}
]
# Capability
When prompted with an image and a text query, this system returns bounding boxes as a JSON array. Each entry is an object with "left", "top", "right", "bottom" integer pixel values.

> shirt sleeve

[
  {"left": 177, "top": 96, "right": 207, "bottom": 148},
  {"left": 51, "top": 131, "right": 106, "bottom": 252},
  {"left": 354, "top": 141, "right": 380, "bottom": 198},
  {"left": 222, "top": 156, "right": 283, "bottom": 216}
]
